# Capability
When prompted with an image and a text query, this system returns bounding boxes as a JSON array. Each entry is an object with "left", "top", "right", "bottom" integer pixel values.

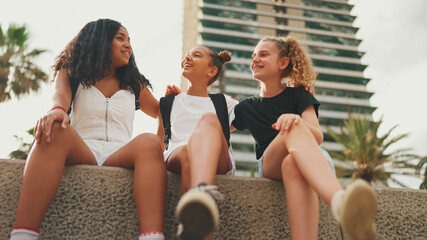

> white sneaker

[
  {"left": 339, "top": 179, "right": 378, "bottom": 240},
  {"left": 175, "top": 184, "right": 222, "bottom": 240}
]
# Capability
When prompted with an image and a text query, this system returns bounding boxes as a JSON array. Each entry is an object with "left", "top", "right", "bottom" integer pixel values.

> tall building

[{"left": 181, "top": 0, "right": 375, "bottom": 172}]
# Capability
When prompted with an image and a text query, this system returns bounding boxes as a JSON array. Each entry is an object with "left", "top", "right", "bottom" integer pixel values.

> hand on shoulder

[{"left": 165, "top": 85, "right": 182, "bottom": 96}]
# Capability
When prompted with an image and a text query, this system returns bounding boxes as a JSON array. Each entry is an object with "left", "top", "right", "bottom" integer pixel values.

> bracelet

[{"left": 49, "top": 106, "right": 66, "bottom": 113}]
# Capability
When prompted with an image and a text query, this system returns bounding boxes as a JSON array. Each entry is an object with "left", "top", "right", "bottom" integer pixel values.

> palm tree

[
  {"left": 9, "top": 127, "right": 34, "bottom": 160},
  {"left": 326, "top": 113, "right": 420, "bottom": 187},
  {"left": 416, "top": 157, "right": 427, "bottom": 189},
  {"left": 0, "top": 23, "right": 47, "bottom": 102}
]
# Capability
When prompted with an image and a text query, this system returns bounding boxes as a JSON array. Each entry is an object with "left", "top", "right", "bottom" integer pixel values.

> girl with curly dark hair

[{"left": 10, "top": 19, "right": 166, "bottom": 240}]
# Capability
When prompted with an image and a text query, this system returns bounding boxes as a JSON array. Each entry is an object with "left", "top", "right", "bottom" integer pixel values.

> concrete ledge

[{"left": 0, "top": 159, "right": 425, "bottom": 239}]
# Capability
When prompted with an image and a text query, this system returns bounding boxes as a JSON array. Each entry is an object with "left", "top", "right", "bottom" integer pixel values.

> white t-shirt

[{"left": 163, "top": 92, "right": 239, "bottom": 175}]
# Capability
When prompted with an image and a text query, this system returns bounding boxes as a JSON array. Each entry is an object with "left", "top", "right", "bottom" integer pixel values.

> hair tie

[{"left": 283, "top": 38, "right": 287, "bottom": 43}]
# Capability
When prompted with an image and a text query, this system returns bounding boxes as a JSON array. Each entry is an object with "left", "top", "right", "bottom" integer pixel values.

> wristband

[{"left": 49, "top": 106, "right": 66, "bottom": 113}]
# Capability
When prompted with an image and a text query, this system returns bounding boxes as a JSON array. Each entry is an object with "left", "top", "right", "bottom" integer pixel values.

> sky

[{"left": 0, "top": 0, "right": 426, "bottom": 187}]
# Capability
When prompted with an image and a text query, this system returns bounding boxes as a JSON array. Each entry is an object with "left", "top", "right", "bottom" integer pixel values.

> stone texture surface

[{"left": 0, "top": 159, "right": 426, "bottom": 239}]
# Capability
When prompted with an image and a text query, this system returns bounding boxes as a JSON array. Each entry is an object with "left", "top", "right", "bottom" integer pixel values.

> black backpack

[
  {"left": 159, "top": 93, "right": 230, "bottom": 150},
  {"left": 67, "top": 78, "right": 140, "bottom": 115}
]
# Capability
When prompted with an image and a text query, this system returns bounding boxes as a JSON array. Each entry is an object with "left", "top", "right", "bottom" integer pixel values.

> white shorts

[
  {"left": 164, "top": 147, "right": 236, "bottom": 176},
  {"left": 84, "top": 139, "right": 126, "bottom": 166}
]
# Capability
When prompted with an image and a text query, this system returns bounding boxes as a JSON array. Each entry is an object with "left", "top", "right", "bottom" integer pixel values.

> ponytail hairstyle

[
  {"left": 52, "top": 18, "right": 151, "bottom": 95},
  {"left": 205, "top": 47, "right": 232, "bottom": 85},
  {"left": 259, "top": 35, "right": 317, "bottom": 88}
]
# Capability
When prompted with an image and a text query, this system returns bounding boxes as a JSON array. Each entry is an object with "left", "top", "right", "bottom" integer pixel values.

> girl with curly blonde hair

[{"left": 231, "top": 35, "right": 378, "bottom": 240}]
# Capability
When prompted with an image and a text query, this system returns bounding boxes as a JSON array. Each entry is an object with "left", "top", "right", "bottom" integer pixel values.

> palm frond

[
  {"left": 325, "top": 112, "right": 420, "bottom": 187},
  {"left": 0, "top": 23, "right": 47, "bottom": 102},
  {"left": 388, "top": 176, "right": 410, "bottom": 188}
]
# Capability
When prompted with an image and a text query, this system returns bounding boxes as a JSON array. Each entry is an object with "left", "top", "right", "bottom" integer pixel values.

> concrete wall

[{"left": 0, "top": 159, "right": 425, "bottom": 239}]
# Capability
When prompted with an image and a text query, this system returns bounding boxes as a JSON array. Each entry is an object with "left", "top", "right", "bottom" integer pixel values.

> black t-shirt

[{"left": 232, "top": 87, "right": 319, "bottom": 160}]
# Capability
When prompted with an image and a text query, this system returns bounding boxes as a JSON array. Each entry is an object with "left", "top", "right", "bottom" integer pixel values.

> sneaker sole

[
  {"left": 341, "top": 179, "right": 378, "bottom": 240},
  {"left": 175, "top": 191, "right": 220, "bottom": 240}
]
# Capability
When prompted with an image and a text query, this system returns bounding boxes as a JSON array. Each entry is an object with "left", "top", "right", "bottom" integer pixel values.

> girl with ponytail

[
  {"left": 160, "top": 46, "right": 238, "bottom": 239},
  {"left": 232, "top": 35, "right": 378, "bottom": 240}
]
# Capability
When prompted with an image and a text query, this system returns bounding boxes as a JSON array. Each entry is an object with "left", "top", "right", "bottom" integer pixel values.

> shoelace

[{"left": 191, "top": 184, "right": 224, "bottom": 201}]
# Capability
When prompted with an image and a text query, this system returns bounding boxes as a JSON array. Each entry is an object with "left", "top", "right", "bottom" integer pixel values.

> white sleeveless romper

[{"left": 70, "top": 84, "right": 135, "bottom": 166}]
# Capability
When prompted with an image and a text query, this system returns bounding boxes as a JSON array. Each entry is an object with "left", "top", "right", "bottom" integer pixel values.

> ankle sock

[
  {"left": 331, "top": 190, "right": 344, "bottom": 222},
  {"left": 138, "top": 231, "right": 164, "bottom": 240},
  {"left": 10, "top": 227, "right": 39, "bottom": 240}
]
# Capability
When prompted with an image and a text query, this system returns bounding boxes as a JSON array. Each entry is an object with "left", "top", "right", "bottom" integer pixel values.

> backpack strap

[
  {"left": 209, "top": 93, "right": 230, "bottom": 147},
  {"left": 159, "top": 94, "right": 177, "bottom": 150},
  {"left": 159, "top": 93, "right": 230, "bottom": 150},
  {"left": 134, "top": 86, "right": 140, "bottom": 110},
  {"left": 67, "top": 77, "right": 80, "bottom": 115}
]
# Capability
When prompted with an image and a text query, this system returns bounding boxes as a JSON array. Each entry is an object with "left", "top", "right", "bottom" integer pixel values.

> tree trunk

[{"left": 0, "top": 68, "right": 10, "bottom": 102}]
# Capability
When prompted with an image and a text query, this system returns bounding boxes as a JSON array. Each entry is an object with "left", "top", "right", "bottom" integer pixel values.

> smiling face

[
  {"left": 181, "top": 46, "right": 217, "bottom": 83},
  {"left": 111, "top": 26, "right": 132, "bottom": 68},
  {"left": 251, "top": 41, "right": 289, "bottom": 82}
]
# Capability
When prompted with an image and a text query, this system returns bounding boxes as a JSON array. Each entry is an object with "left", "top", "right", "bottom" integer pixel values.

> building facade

[{"left": 181, "top": 0, "right": 375, "bottom": 172}]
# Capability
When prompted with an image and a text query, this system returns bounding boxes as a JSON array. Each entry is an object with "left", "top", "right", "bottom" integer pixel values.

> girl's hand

[
  {"left": 165, "top": 84, "right": 182, "bottom": 96},
  {"left": 34, "top": 108, "right": 70, "bottom": 144},
  {"left": 272, "top": 113, "right": 301, "bottom": 135},
  {"left": 304, "top": 86, "right": 315, "bottom": 95}
]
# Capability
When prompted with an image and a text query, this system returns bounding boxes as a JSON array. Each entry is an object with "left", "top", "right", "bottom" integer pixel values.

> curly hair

[
  {"left": 205, "top": 47, "right": 232, "bottom": 85},
  {"left": 52, "top": 18, "right": 151, "bottom": 95},
  {"left": 259, "top": 36, "right": 317, "bottom": 88}
]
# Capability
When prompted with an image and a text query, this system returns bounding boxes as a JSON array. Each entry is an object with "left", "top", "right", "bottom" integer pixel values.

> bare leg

[
  {"left": 167, "top": 146, "right": 192, "bottom": 194},
  {"left": 282, "top": 155, "right": 318, "bottom": 240},
  {"left": 171, "top": 113, "right": 230, "bottom": 240},
  {"left": 263, "top": 121, "right": 342, "bottom": 205},
  {"left": 187, "top": 113, "right": 230, "bottom": 187},
  {"left": 14, "top": 122, "right": 97, "bottom": 229},
  {"left": 187, "top": 113, "right": 229, "bottom": 240},
  {"left": 262, "top": 122, "right": 378, "bottom": 240},
  {"left": 103, "top": 133, "right": 166, "bottom": 233},
  {"left": 167, "top": 113, "right": 230, "bottom": 191},
  {"left": 260, "top": 121, "right": 342, "bottom": 239}
]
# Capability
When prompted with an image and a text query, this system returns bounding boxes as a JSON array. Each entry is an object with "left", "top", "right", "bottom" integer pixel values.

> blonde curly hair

[{"left": 259, "top": 36, "right": 317, "bottom": 88}]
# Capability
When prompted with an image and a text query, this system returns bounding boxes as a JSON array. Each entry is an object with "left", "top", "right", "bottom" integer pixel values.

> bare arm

[
  {"left": 34, "top": 69, "right": 72, "bottom": 143},
  {"left": 52, "top": 69, "right": 72, "bottom": 111},
  {"left": 157, "top": 112, "right": 166, "bottom": 151},
  {"left": 300, "top": 105, "right": 324, "bottom": 145},
  {"left": 138, "top": 85, "right": 165, "bottom": 148},
  {"left": 272, "top": 105, "right": 323, "bottom": 145},
  {"left": 139, "top": 85, "right": 159, "bottom": 118}
]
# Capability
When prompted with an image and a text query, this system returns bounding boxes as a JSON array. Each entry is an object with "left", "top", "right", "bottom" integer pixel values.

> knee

[
  {"left": 198, "top": 112, "right": 220, "bottom": 128},
  {"left": 134, "top": 133, "right": 162, "bottom": 152},
  {"left": 43, "top": 122, "right": 71, "bottom": 144},
  {"left": 281, "top": 154, "right": 300, "bottom": 181},
  {"left": 286, "top": 121, "right": 313, "bottom": 140}
]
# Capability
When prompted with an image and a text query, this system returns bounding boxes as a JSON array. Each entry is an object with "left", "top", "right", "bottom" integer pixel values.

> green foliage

[
  {"left": 416, "top": 157, "right": 427, "bottom": 190},
  {"left": 326, "top": 113, "right": 420, "bottom": 187},
  {"left": 0, "top": 23, "right": 48, "bottom": 102},
  {"left": 9, "top": 127, "right": 34, "bottom": 160}
]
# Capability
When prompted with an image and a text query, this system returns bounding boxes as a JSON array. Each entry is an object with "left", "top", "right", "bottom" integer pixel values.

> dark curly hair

[{"left": 52, "top": 18, "right": 151, "bottom": 95}]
